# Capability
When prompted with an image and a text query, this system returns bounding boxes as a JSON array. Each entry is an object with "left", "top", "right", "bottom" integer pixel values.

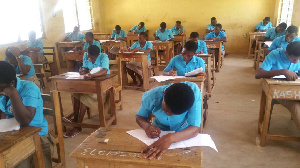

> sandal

[
  {"left": 62, "top": 117, "right": 74, "bottom": 123},
  {"left": 63, "top": 128, "right": 82, "bottom": 138}
]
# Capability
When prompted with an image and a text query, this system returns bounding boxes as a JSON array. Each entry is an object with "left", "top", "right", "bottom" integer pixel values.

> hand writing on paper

[
  {"left": 145, "top": 125, "right": 161, "bottom": 138},
  {"left": 168, "top": 70, "right": 177, "bottom": 76},
  {"left": 84, "top": 73, "right": 93, "bottom": 80},
  {"left": 283, "top": 69, "right": 298, "bottom": 81}
]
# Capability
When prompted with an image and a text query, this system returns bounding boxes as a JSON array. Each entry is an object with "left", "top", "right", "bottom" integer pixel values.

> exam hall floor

[{"left": 46, "top": 54, "right": 300, "bottom": 168}]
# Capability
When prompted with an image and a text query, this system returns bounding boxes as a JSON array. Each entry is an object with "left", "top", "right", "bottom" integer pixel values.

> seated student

[
  {"left": 64, "top": 45, "right": 110, "bottom": 138},
  {"left": 154, "top": 22, "right": 174, "bottom": 41},
  {"left": 205, "top": 23, "right": 227, "bottom": 55},
  {"left": 136, "top": 82, "right": 201, "bottom": 160},
  {"left": 189, "top": 32, "right": 208, "bottom": 54},
  {"left": 163, "top": 40, "right": 206, "bottom": 76},
  {"left": 268, "top": 26, "right": 300, "bottom": 51},
  {"left": 66, "top": 26, "right": 85, "bottom": 42},
  {"left": 254, "top": 17, "right": 272, "bottom": 32},
  {"left": 111, "top": 25, "right": 127, "bottom": 41},
  {"left": 80, "top": 32, "right": 101, "bottom": 53},
  {"left": 126, "top": 32, "right": 153, "bottom": 86},
  {"left": 265, "top": 22, "right": 287, "bottom": 40},
  {"left": 4, "top": 47, "right": 40, "bottom": 87},
  {"left": 24, "top": 31, "right": 47, "bottom": 64},
  {"left": 171, "top": 21, "right": 185, "bottom": 35},
  {"left": 206, "top": 17, "right": 219, "bottom": 33},
  {"left": 0, "top": 61, "right": 52, "bottom": 167},
  {"left": 129, "top": 22, "right": 146, "bottom": 34},
  {"left": 255, "top": 41, "right": 300, "bottom": 130}
]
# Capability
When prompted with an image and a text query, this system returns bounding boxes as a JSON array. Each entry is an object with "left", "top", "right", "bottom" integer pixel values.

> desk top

[
  {"left": 99, "top": 40, "right": 124, "bottom": 43},
  {"left": 118, "top": 52, "right": 148, "bottom": 56},
  {"left": 50, "top": 74, "right": 116, "bottom": 81},
  {"left": 249, "top": 32, "right": 266, "bottom": 35},
  {"left": 150, "top": 41, "right": 173, "bottom": 44},
  {"left": 263, "top": 78, "right": 300, "bottom": 86},
  {"left": 56, "top": 41, "right": 81, "bottom": 44}
]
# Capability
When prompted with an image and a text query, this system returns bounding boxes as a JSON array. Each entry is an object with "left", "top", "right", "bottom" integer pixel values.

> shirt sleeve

[
  {"left": 171, "top": 27, "right": 175, "bottom": 34},
  {"left": 82, "top": 53, "right": 88, "bottom": 68},
  {"left": 130, "top": 42, "right": 138, "bottom": 49},
  {"left": 206, "top": 24, "right": 211, "bottom": 30},
  {"left": 122, "top": 30, "right": 127, "bottom": 38},
  {"left": 136, "top": 92, "right": 153, "bottom": 119},
  {"left": 95, "top": 41, "right": 101, "bottom": 49},
  {"left": 199, "top": 58, "right": 205, "bottom": 71},
  {"left": 83, "top": 42, "right": 88, "bottom": 50},
  {"left": 130, "top": 26, "right": 136, "bottom": 32},
  {"left": 164, "top": 57, "right": 175, "bottom": 72},
  {"left": 142, "top": 26, "right": 146, "bottom": 32},
  {"left": 265, "top": 29, "right": 271, "bottom": 38},
  {"left": 268, "top": 22, "right": 273, "bottom": 29},
  {"left": 22, "top": 56, "right": 33, "bottom": 66},
  {"left": 255, "top": 23, "right": 260, "bottom": 29},
  {"left": 186, "top": 82, "right": 202, "bottom": 127},
  {"left": 182, "top": 26, "right": 185, "bottom": 33},
  {"left": 67, "top": 33, "right": 72, "bottom": 39},
  {"left": 100, "top": 54, "right": 109, "bottom": 70},
  {"left": 260, "top": 51, "right": 275, "bottom": 70},
  {"left": 268, "top": 38, "right": 278, "bottom": 50},
  {"left": 147, "top": 41, "right": 153, "bottom": 50},
  {"left": 22, "top": 86, "right": 41, "bottom": 109},
  {"left": 205, "top": 33, "right": 211, "bottom": 40},
  {"left": 221, "top": 32, "right": 227, "bottom": 38},
  {"left": 36, "top": 40, "right": 43, "bottom": 52},
  {"left": 169, "top": 29, "right": 174, "bottom": 39},
  {"left": 202, "top": 41, "right": 208, "bottom": 54},
  {"left": 111, "top": 30, "right": 115, "bottom": 38}
]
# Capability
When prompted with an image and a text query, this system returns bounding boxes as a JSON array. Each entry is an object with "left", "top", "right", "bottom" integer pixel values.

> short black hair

[
  {"left": 278, "top": 22, "right": 287, "bottom": 29},
  {"left": 164, "top": 83, "right": 195, "bottom": 115},
  {"left": 28, "top": 31, "right": 36, "bottom": 37},
  {"left": 215, "top": 23, "right": 222, "bottom": 29},
  {"left": 139, "top": 32, "right": 147, "bottom": 38},
  {"left": 264, "top": 17, "right": 270, "bottom": 21},
  {"left": 287, "top": 25, "right": 299, "bottom": 34},
  {"left": 211, "top": 17, "right": 216, "bottom": 21},
  {"left": 85, "top": 32, "right": 94, "bottom": 38},
  {"left": 190, "top": 32, "right": 199, "bottom": 38},
  {"left": 176, "top": 21, "right": 181, "bottom": 24},
  {"left": 5, "top": 47, "right": 15, "bottom": 59},
  {"left": 160, "top": 22, "right": 166, "bottom": 29},
  {"left": 88, "top": 45, "right": 100, "bottom": 56},
  {"left": 286, "top": 41, "right": 300, "bottom": 56},
  {"left": 0, "top": 61, "right": 16, "bottom": 85},
  {"left": 115, "top": 25, "right": 121, "bottom": 30},
  {"left": 139, "top": 22, "right": 145, "bottom": 27},
  {"left": 184, "top": 40, "right": 198, "bottom": 53}
]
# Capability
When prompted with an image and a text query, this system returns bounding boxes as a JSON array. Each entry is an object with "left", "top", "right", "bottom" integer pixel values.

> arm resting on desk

[{"left": 255, "top": 68, "right": 298, "bottom": 81}]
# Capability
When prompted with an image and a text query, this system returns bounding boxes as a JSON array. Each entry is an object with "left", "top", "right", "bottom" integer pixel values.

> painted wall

[{"left": 292, "top": 0, "right": 300, "bottom": 28}]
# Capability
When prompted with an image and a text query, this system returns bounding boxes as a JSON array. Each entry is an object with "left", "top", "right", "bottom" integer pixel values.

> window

[
  {"left": 0, "top": 0, "right": 44, "bottom": 45},
  {"left": 278, "top": 0, "right": 294, "bottom": 26},
  {"left": 62, "top": 0, "right": 93, "bottom": 33}
]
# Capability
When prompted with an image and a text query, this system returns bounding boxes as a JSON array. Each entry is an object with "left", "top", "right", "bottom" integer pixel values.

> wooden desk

[
  {"left": 118, "top": 52, "right": 155, "bottom": 91},
  {"left": 27, "top": 51, "right": 38, "bottom": 64},
  {"left": 257, "top": 79, "right": 300, "bottom": 146},
  {"left": 0, "top": 127, "right": 45, "bottom": 168},
  {"left": 205, "top": 41, "right": 222, "bottom": 72},
  {"left": 196, "top": 54, "right": 214, "bottom": 97},
  {"left": 100, "top": 40, "right": 127, "bottom": 55},
  {"left": 65, "top": 51, "right": 84, "bottom": 72},
  {"left": 56, "top": 41, "right": 83, "bottom": 68},
  {"left": 151, "top": 41, "right": 174, "bottom": 66},
  {"left": 174, "top": 34, "right": 186, "bottom": 47},
  {"left": 126, "top": 34, "right": 138, "bottom": 47},
  {"left": 254, "top": 41, "right": 272, "bottom": 70},
  {"left": 248, "top": 32, "right": 266, "bottom": 58},
  {"left": 50, "top": 74, "right": 117, "bottom": 128},
  {"left": 94, "top": 33, "right": 111, "bottom": 40},
  {"left": 70, "top": 128, "right": 202, "bottom": 168}
]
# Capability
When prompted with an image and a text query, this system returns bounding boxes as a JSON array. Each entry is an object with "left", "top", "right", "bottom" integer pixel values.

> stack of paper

[
  {"left": 185, "top": 67, "right": 203, "bottom": 77},
  {"left": 0, "top": 118, "right": 20, "bottom": 133},
  {"left": 272, "top": 75, "right": 299, "bottom": 79},
  {"left": 151, "top": 76, "right": 186, "bottom": 82},
  {"left": 63, "top": 72, "right": 84, "bottom": 79}
]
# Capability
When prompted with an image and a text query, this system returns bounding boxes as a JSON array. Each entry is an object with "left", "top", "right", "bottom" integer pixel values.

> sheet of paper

[
  {"left": 90, "top": 67, "right": 102, "bottom": 74},
  {"left": 0, "top": 118, "right": 20, "bottom": 133},
  {"left": 127, "top": 129, "right": 218, "bottom": 152},
  {"left": 151, "top": 76, "right": 186, "bottom": 82},
  {"left": 272, "top": 75, "right": 299, "bottom": 79},
  {"left": 185, "top": 67, "right": 203, "bottom": 77},
  {"left": 264, "top": 41, "right": 273, "bottom": 47},
  {"left": 63, "top": 72, "right": 84, "bottom": 79}
]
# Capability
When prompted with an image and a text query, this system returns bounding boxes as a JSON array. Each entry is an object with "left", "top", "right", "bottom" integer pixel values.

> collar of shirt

[{"left": 178, "top": 55, "right": 197, "bottom": 63}]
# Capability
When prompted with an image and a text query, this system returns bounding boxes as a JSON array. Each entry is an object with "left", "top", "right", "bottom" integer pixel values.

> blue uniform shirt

[
  {"left": 3, "top": 55, "right": 35, "bottom": 78},
  {"left": 82, "top": 52, "right": 110, "bottom": 74},
  {"left": 136, "top": 81, "right": 202, "bottom": 131},
  {"left": 196, "top": 40, "right": 208, "bottom": 54},
  {"left": 255, "top": 22, "right": 272, "bottom": 32},
  {"left": 265, "top": 27, "right": 285, "bottom": 40},
  {"left": 268, "top": 36, "right": 300, "bottom": 51},
  {"left": 156, "top": 29, "right": 174, "bottom": 41},
  {"left": 171, "top": 26, "right": 185, "bottom": 35},
  {"left": 0, "top": 77, "right": 48, "bottom": 135},
  {"left": 260, "top": 49, "right": 300, "bottom": 72},
  {"left": 83, "top": 40, "right": 101, "bottom": 53},
  {"left": 205, "top": 31, "right": 226, "bottom": 50},
  {"left": 28, "top": 39, "right": 43, "bottom": 53},
  {"left": 130, "top": 41, "right": 153, "bottom": 60},
  {"left": 130, "top": 25, "right": 146, "bottom": 33},
  {"left": 67, "top": 32, "right": 85, "bottom": 42},
  {"left": 111, "top": 30, "right": 127, "bottom": 39},
  {"left": 164, "top": 55, "right": 205, "bottom": 76}
]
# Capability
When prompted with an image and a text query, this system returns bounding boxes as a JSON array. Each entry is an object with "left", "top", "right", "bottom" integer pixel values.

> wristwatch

[{"left": 16, "top": 56, "right": 21, "bottom": 59}]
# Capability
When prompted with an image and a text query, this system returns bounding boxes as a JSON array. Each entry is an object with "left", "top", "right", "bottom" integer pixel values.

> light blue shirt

[
  {"left": 130, "top": 25, "right": 146, "bottom": 33},
  {"left": 265, "top": 27, "right": 286, "bottom": 40},
  {"left": 260, "top": 49, "right": 300, "bottom": 72},
  {"left": 155, "top": 29, "right": 174, "bottom": 41},
  {"left": 205, "top": 31, "right": 227, "bottom": 50},
  {"left": 255, "top": 22, "right": 272, "bottom": 32},
  {"left": 83, "top": 40, "right": 101, "bottom": 53},
  {"left": 196, "top": 40, "right": 208, "bottom": 54},
  {"left": 171, "top": 26, "right": 185, "bottom": 35},
  {"left": 164, "top": 55, "right": 205, "bottom": 76},
  {"left": 28, "top": 39, "right": 43, "bottom": 53},
  {"left": 130, "top": 41, "right": 153, "bottom": 60},
  {"left": 111, "top": 29, "right": 127, "bottom": 39},
  {"left": 3, "top": 55, "right": 35, "bottom": 78},
  {"left": 268, "top": 35, "right": 300, "bottom": 51},
  {"left": 136, "top": 81, "right": 202, "bottom": 131},
  {"left": 82, "top": 52, "right": 110, "bottom": 74},
  {"left": 0, "top": 77, "right": 48, "bottom": 136},
  {"left": 67, "top": 32, "right": 85, "bottom": 42}
]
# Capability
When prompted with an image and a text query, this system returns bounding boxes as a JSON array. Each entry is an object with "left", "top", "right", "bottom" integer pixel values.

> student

[
  {"left": 255, "top": 41, "right": 300, "bottom": 130},
  {"left": 265, "top": 22, "right": 287, "bottom": 40},
  {"left": 66, "top": 26, "right": 85, "bottom": 42},
  {"left": 206, "top": 17, "right": 219, "bottom": 33},
  {"left": 154, "top": 22, "right": 174, "bottom": 41},
  {"left": 268, "top": 26, "right": 300, "bottom": 51},
  {"left": 205, "top": 23, "right": 227, "bottom": 55},
  {"left": 163, "top": 40, "right": 206, "bottom": 76},
  {"left": 4, "top": 47, "right": 40, "bottom": 87},
  {"left": 129, "top": 22, "right": 146, "bottom": 34},
  {"left": 189, "top": 32, "right": 208, "bottom": 54},
  {"left": 82, "top": 32, "right": 101, "bottom": 52},
  {"left": 171, "top": 21, "right": 185, "bottom": 35},
  {"left": 254, "top": 17, "right": 272, "bottom": 32},
  {"left": 64, "top": 45, "right": 110, "bottom": 138},
  {"left": 126, "top": 32, "right": 153, "bottom": 86},
  {"left": 111, "top": 25, "right": 127, "bottom": 41},
  {"left": 136, "top": 82, "right": 201, "bottom": 160},
  {"left": 0, "top": 61, "right": 52, "bottom": 167},
  {"left": 25, "top": 31, "right": 47, "bottom": 64}
]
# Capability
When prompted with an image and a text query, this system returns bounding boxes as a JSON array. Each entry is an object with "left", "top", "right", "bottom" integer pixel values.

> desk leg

[
  {"left": 217, "top": 48, "right": 221, "bottom": 72},
  {"left": 258, "top": 91, "right": 266, "bottom": 134},
  {"left": 142, "top": 58, "right": 149, "bottom": 91},
  {"left": 260, "top": 95, "right": 272, "bottom": 147},
  {"left": 109, "top": 87, "right": 117, "bottom": 125},
  {"left": 166, "top": 48, "right": 170, "bottom": 65},
  {"left": 56, "top": 44, "right": 64, "bottom": 68},
  {"left": 0, "top": 154, "right": 4, "bottom": 168},
  {"left": 33, "top": 133, "right": 45, "bottom": 168},
  {"left": 96, "top": 84, "right": 106, "bottom": 127},
  {"left": 119, "top": 61, "right": 128, "bottom": 89}
]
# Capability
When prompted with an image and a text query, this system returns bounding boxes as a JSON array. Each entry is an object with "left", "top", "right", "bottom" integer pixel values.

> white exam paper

[
  {"left": 63, "top": 72, "right": 84, "bottom": 79},
  {"left": 273, "top": 75, "right": 299, "bottom": 79},
  {"left": 151, "top": 76, "right": 186, "bottom": 82},
  {"left": 90, "top": 67, "right": 102, "bottom": 74},
  {"left": 0, "top": 118, "right": 20, "bottom": 133},
  {"left": 185, "top": 67, "right": 203, "bottom": 77}
]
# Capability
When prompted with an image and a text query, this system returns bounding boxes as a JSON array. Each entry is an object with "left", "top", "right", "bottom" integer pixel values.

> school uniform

[
  {"left": 196, "top": 40, "right": 208, "bottom": 54},
  {"left": 28, "top": 39, "right": 47, "bottom": 64},
  {"left": 206, "top": 23, "right": 222, "bottom": 31},
  {"left": 268, "top": 35, "right": 300, "bottom": 51},
  {"left": 130, "top": 25, "right": 146, "bottom": 33},
  {"left": 255, "top": 22, "right": 272, "bottom": 32},
  {"left": 83, "top": 40, "right": 101, "bottom": 53},
  {"left": 67, "top": 32, "right": 85, "bottom": 42},
  {"left": 205, "top": 31, "right": 226, "bottom": 51},
  {"left": 155, "top": 29, "right": 174, "bottom": 41},
  {"left": 137, "top": 81, "right": 202, "bottom": 131},
  {"left": 171, "top": 26, "right": 185, "bottom": 35},
  {"left": 111, "top": 29, "right": 127, "bottom": 39},
  {"left": 265, "top": 27, "right": 285, "bottom": 40},
  {"left": 164, "top": 55, "right": 205, "bottom": 76}
]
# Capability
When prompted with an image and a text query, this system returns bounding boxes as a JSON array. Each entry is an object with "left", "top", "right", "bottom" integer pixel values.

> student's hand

[
  {"left": 1, "top": 85, "right": 17, "bottom": 97},
  {"left": 131, "top": 48, "right": 139, "bottom": 52},
  {"left": 197, "top": 71, "right": 206, "bottom": 76},
  {"left": 79, "top": 68, "right": 87, "bottom": 75},
  {"left": 145, "top": 125, "right": 161, "bottom": 138},
  {"left": 8, "top": 47, "right": 21, "bottom": 58},
  {"left": 198, "top": 51, "right": 204, "bottom": 54},
  {"left": 72, "top": 48, "right": 77, "bottom": 52},
  {"left": 116, "top": 37, "right": 122, "bottom": 41},
  {"left": 142, "top": 133, "right": 173, "bottom": 160},
  {"left": 168, "top": 70, "right": 177, "bottom": 76},
  {"left": 283, "top": 69, "right": 298, "bottom": 81},
  {"left": 84, "top": 73, "right": 93, "bottom": 80}
]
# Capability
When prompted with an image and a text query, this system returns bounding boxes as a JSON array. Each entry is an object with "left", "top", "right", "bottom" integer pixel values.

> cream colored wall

[{"left": 292, "top": 0, "right": 300, "bottom": 28}]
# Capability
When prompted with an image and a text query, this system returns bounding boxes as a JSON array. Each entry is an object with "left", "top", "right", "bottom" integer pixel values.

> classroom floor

[{"left": 47, "top": 55, "right": 300, "bottom": 168}]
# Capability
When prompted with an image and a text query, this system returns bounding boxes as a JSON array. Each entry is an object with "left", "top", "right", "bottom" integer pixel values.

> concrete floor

[{"left": 48, "top": 55, "right": 300, "bottom": 168}]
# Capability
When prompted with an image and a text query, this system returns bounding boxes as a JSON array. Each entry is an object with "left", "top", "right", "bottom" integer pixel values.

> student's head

[
  {"left": 87, "top": 45, "right": 100, "bottom": 63},
  {"left": 0, "top": 61, "right": 16, "bottom": 91},
  {"left": 175, "top": 21, "right": 181, "bottom": 28},
  {"left": 182, "top": 40, "right": 198, "bottom": 62},
  {"left": 28, "top": 31, "right": 36, "bottom": 42},
  {"left": 162, "top": 83, "right": 195, "bottom": 115},
  {"left": 5, "top": 47, "right": 19, "bottom": 66},
  {"left": 285, "top": 26, "right": 298, "bottom": 42},
  {"left": 115, "top": 25, "right": 121, "bottom": 34},
  {"left": 85, "top": 32, "right": 94, "bottom": 43},
  {"left": 138, "top": 22, "right": 145, "bottom": 29},
  {"left": 160, "top": 22, "right": 167, "bottom": 30},
  {"left": 276, "top": 22, "right": 287, "bottom": 33},
  {"left": 73, "top": 26, "right": 79, "bottom": 33},
  {"left": 214, "top": 23, "right": 222, "bottom": 34},
  {"left": 138, "top": 32, "right": 147, "bottom": 43},
  {"left": 211, "top": 17, "right": 217, "bottom": 26},
  {"left": 189, "top": 32, "right": 199, "bottom": 43},
  {"left": 263, "top": 17, "right": 270, "bottom": 25},
  {"left": 286, "top": 42, "right": 300, "bottom": 64}
]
